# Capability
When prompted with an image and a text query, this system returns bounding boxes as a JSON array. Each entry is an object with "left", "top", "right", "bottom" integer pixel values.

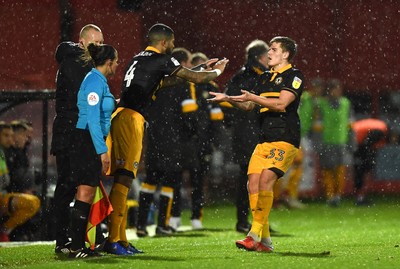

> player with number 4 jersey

[{"left": 105, "top": 23, "right": 228, "bottom": 253}]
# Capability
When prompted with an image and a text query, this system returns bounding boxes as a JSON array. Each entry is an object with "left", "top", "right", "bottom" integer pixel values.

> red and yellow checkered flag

[{"left": 86, "top": 181, "right": 113, "bottom": 250}]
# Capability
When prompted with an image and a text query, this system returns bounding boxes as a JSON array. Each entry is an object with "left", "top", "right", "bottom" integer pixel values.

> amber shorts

[
  {"left": 248, "top": 141, "right": 299, "bottom": 177},
  {"left": 106, "top": 107, "right": 145, "bottom": 178}
]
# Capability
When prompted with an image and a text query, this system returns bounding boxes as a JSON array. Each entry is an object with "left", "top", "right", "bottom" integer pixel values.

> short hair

[
  {"left": 269, "top": 36, "right": 297, "bottom": 62},
  {"left": 326, "top": 78, "right": 342, "bottom": 91},
  {"left": 246, "top": 39, "right": 269, "bottom": 61},
  {"left": 0, "top": 121, "right": 12, "bottom": 133},
  {"left": 10, "top": 120, "right": 28, "bottom": 133},
  {"left": 172, "top": 47, "right": 191, "bottom": 63},
  {"left": 310, "top": 77, "right": 325, "bottom": 88},
  {"left": 80, "top": 24, "right": 102, "bottom": 38},
  {"left": 191, "top": 52, "right": 208, "bottom": 66},
  {"left": 84, "top": 43, "right": 118, "bottom": 67},
  {"left": 147, "top": 23, "right": 174, "bottom": 45}
]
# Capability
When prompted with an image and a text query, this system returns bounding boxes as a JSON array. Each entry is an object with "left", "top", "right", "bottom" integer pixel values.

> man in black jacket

[
  {"left": 50, "top": 24, "right": 103, "bottom": 254},
  {"left": 223, "top": 40, "right": 269, "bottom": 233}
]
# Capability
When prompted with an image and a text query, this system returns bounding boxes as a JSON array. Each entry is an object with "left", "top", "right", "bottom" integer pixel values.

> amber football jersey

[
  {"left": 119, "top": 46, "right": 182, "bottom": 116},
  {"left": 254, "top": 64, "right": 304, "bottom": 148}
]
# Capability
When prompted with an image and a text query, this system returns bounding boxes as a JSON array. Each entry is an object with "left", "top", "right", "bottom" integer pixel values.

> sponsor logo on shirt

[{"left": 87, "top": 92, "right": 99, "bottom": 106}]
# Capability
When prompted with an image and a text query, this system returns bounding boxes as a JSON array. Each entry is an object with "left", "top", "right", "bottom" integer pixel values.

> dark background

[{"left": 1, "top": 1, "right": 399, "bottom": 101}]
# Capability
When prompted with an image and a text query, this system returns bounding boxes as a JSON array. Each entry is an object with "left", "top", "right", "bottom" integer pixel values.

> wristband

[{"left": 214, "top": 69, "right": 222, "bottom": 76}]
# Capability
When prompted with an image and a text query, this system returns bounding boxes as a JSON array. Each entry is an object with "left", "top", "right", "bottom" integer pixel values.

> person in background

[
  {"left": 209, "top": 36, "right": 303, "bottom": 252},
  {"left": 5, "top": 120, "right": 31, "bottom": 194},
  {"left": 68, "top": 43, "right": 118, "bottom": 258},
  {"left": 273, "top": 78, "right": 324, "bottom": 209},
  {"left": 169, "top": 51, "right": 223, "bottom": 231},
  {"left": 106, "top": 23, "right": 228, "bottom": 250},
  {"left": 222, "top": 39, "right": 269, "bottom": 232},
  {"left": 0, "top": 122, "right": 40, "bottom": 242},
  {"left": 318, "top": 78, "right": 353, "bottom": 207},
  {"left": 50, "top": 24, "right": 104, "bottom": 254},
  {"left": 144, "top": 47, "right": 195, "bottom": 234},
  {"left": 351, "top": 118, "right": 388, "bottom": 205}
]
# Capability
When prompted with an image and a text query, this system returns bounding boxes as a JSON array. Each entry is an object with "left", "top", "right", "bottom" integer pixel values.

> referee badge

[
  {"left": 133, "top": 161, "right": 139, "bottom": 169},
  {"left": 292, "top": 76, "right": 302, "bottom": 89}
]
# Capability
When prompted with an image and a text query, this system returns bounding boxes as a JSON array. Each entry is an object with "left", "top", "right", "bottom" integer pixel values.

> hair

[
  {"left": 310, "top": 77, "right": 325, "bottom": 88},
  {"left": 172, "top": 47, "right": 191, "bottom": 63},
  {"left": 191, "top": 52, "right": 208, "bottom": 66},
  {"left": 246, "top": 39, "right": 269, "bottom": 61},
  {"left": 0, "top": 121, "right": 12, "bottom": 133},
  {"left": 326, "top": 78, "right": 342, "bottom": 91},
  {"left": 269, "top": 36, "right": 297, "bottom": 62},
  {"left": 80, "top": 24, "right": 102, "bottom": 38},
  {"left": 83, "top": 43, "right": 117, "bottom": 67},
  {"left": 147, "top": 23, "right": 174, "bottom": 45},
  {"left": 10, "top": 120, "right": 28, "bottom": 133}
]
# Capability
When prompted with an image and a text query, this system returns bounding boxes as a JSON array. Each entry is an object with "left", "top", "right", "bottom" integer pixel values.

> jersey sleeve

[
  {"left": 55, "top": 42, "right": 81, "bottom": 64},
  {"left": 160, "top": 55, "right": 182, "bottom": 76},
  {"left": 282, "top": 70, "right": 304, "bottom": 98},
  {"left": 84, "top": 78, "right": 108, "bottom": 154}
]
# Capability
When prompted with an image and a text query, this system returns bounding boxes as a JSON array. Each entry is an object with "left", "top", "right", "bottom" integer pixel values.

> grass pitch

[{"left": 0, "top": 196, "right": 399, "bottom": 269}]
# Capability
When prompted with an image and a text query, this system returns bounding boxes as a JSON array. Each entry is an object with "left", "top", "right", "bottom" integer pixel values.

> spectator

[
  {"left": 5, "top": 120, "right": 31, "bottom": 193},
  {"left": 0, "top": 122, "right": 40, "bottom": 242}
]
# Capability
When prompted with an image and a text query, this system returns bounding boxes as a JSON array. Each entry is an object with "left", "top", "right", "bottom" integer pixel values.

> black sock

[
  {"left": 157, "top": 194, "right": 172, "bottom": 228},
  {"left": 137, "top": 191, "right": 154, "bottom": 228},
  {"left": 70, "top": 200, "right": 91, "bottom": 251}
]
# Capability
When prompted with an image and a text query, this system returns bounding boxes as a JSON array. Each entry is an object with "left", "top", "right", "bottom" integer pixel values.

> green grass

[{"left": 1, "top": 197, "right": 399, "bottom": 269}]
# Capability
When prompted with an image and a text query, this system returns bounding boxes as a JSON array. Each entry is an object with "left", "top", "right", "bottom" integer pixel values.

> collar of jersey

[
  {"left": 145, "top": 46, "right": 161, "bottom": 53},
  {"left": 270, "top": 64, "right": 292, "bottom": 74},
  {"left": 92, "top": 68, "right": 107, "bottom": 83}
]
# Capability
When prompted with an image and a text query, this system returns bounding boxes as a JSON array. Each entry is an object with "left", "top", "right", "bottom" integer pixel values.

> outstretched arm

[
  {"left": 207, "top": 91, "right": 255, "bottom": 111},
  {"left": 230, "top": 89, "right": 296, "bottom": 111},
  {"left": 175, "top": 58, "right": 229, "bottom": 84}
]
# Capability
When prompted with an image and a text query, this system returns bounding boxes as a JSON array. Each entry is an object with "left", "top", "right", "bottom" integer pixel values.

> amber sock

[{"left": 108, "top": 183, "right": 129, "bottom": 243}]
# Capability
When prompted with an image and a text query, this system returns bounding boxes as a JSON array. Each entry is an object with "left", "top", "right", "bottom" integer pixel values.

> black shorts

[{"left": 70, "top": 128, "right": 102, "bottom": 187}]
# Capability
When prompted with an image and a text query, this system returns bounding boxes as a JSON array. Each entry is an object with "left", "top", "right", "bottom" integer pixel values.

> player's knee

[{"left": 13, "top": 194, "right": 40, "bottom": 217}]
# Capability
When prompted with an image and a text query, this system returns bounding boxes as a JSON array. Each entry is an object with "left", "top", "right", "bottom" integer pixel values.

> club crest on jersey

[
  {"left": 171, "top": 57, "right": 180, "bottom": 66},
  {"left": 275, "top": 77, "right": 283, "bottom": 85},
  {"left": 87, "top": 92, "right": 99, "bottom": 106},
  {"left": 292, "top": 76, "right": 302, "bottom": 89}
]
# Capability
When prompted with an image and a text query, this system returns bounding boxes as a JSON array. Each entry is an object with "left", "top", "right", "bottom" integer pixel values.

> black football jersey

[
  {"left": 254, "top": 64, "right": 304, "bottom": 148},
  {"left": 119, "top": 46, "right": 182, "bottom": 116}
]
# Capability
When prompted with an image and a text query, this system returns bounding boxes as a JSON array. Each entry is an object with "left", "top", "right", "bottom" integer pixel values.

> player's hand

[
  {"left": 100, "top": 152, "right": 110, "bottom": 175},
  {"left": 212, "top": 58, "right": 229, "bottom": 73},
  {"left": 204, "top": 58, "right": 219, "bottom": 70},
  {"left": 229, "top": 90, "right": 252, "bottom": 102},
  {"left": 207, "top": 91, "right": 229, "bottom": 103}
]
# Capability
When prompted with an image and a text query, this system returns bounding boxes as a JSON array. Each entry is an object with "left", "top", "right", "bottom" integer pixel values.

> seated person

[{"left": 0, "top": 122, "right": 40, "bottom": 242}]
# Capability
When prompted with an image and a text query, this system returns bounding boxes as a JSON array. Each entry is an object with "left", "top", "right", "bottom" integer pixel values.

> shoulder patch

[
  {"left": 292, "top": 76, "right": 302, "bottom": 89},
  {"left": 87, "top": 92, "right": 99, "bottom": 106},
  {"left": 171, "top": 57, "right": 180, "bottom": 66}
]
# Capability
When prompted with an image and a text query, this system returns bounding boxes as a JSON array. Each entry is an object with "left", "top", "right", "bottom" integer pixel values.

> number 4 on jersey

[{"left": 124, "top": 61, "right": 138, "bottom": 87}]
